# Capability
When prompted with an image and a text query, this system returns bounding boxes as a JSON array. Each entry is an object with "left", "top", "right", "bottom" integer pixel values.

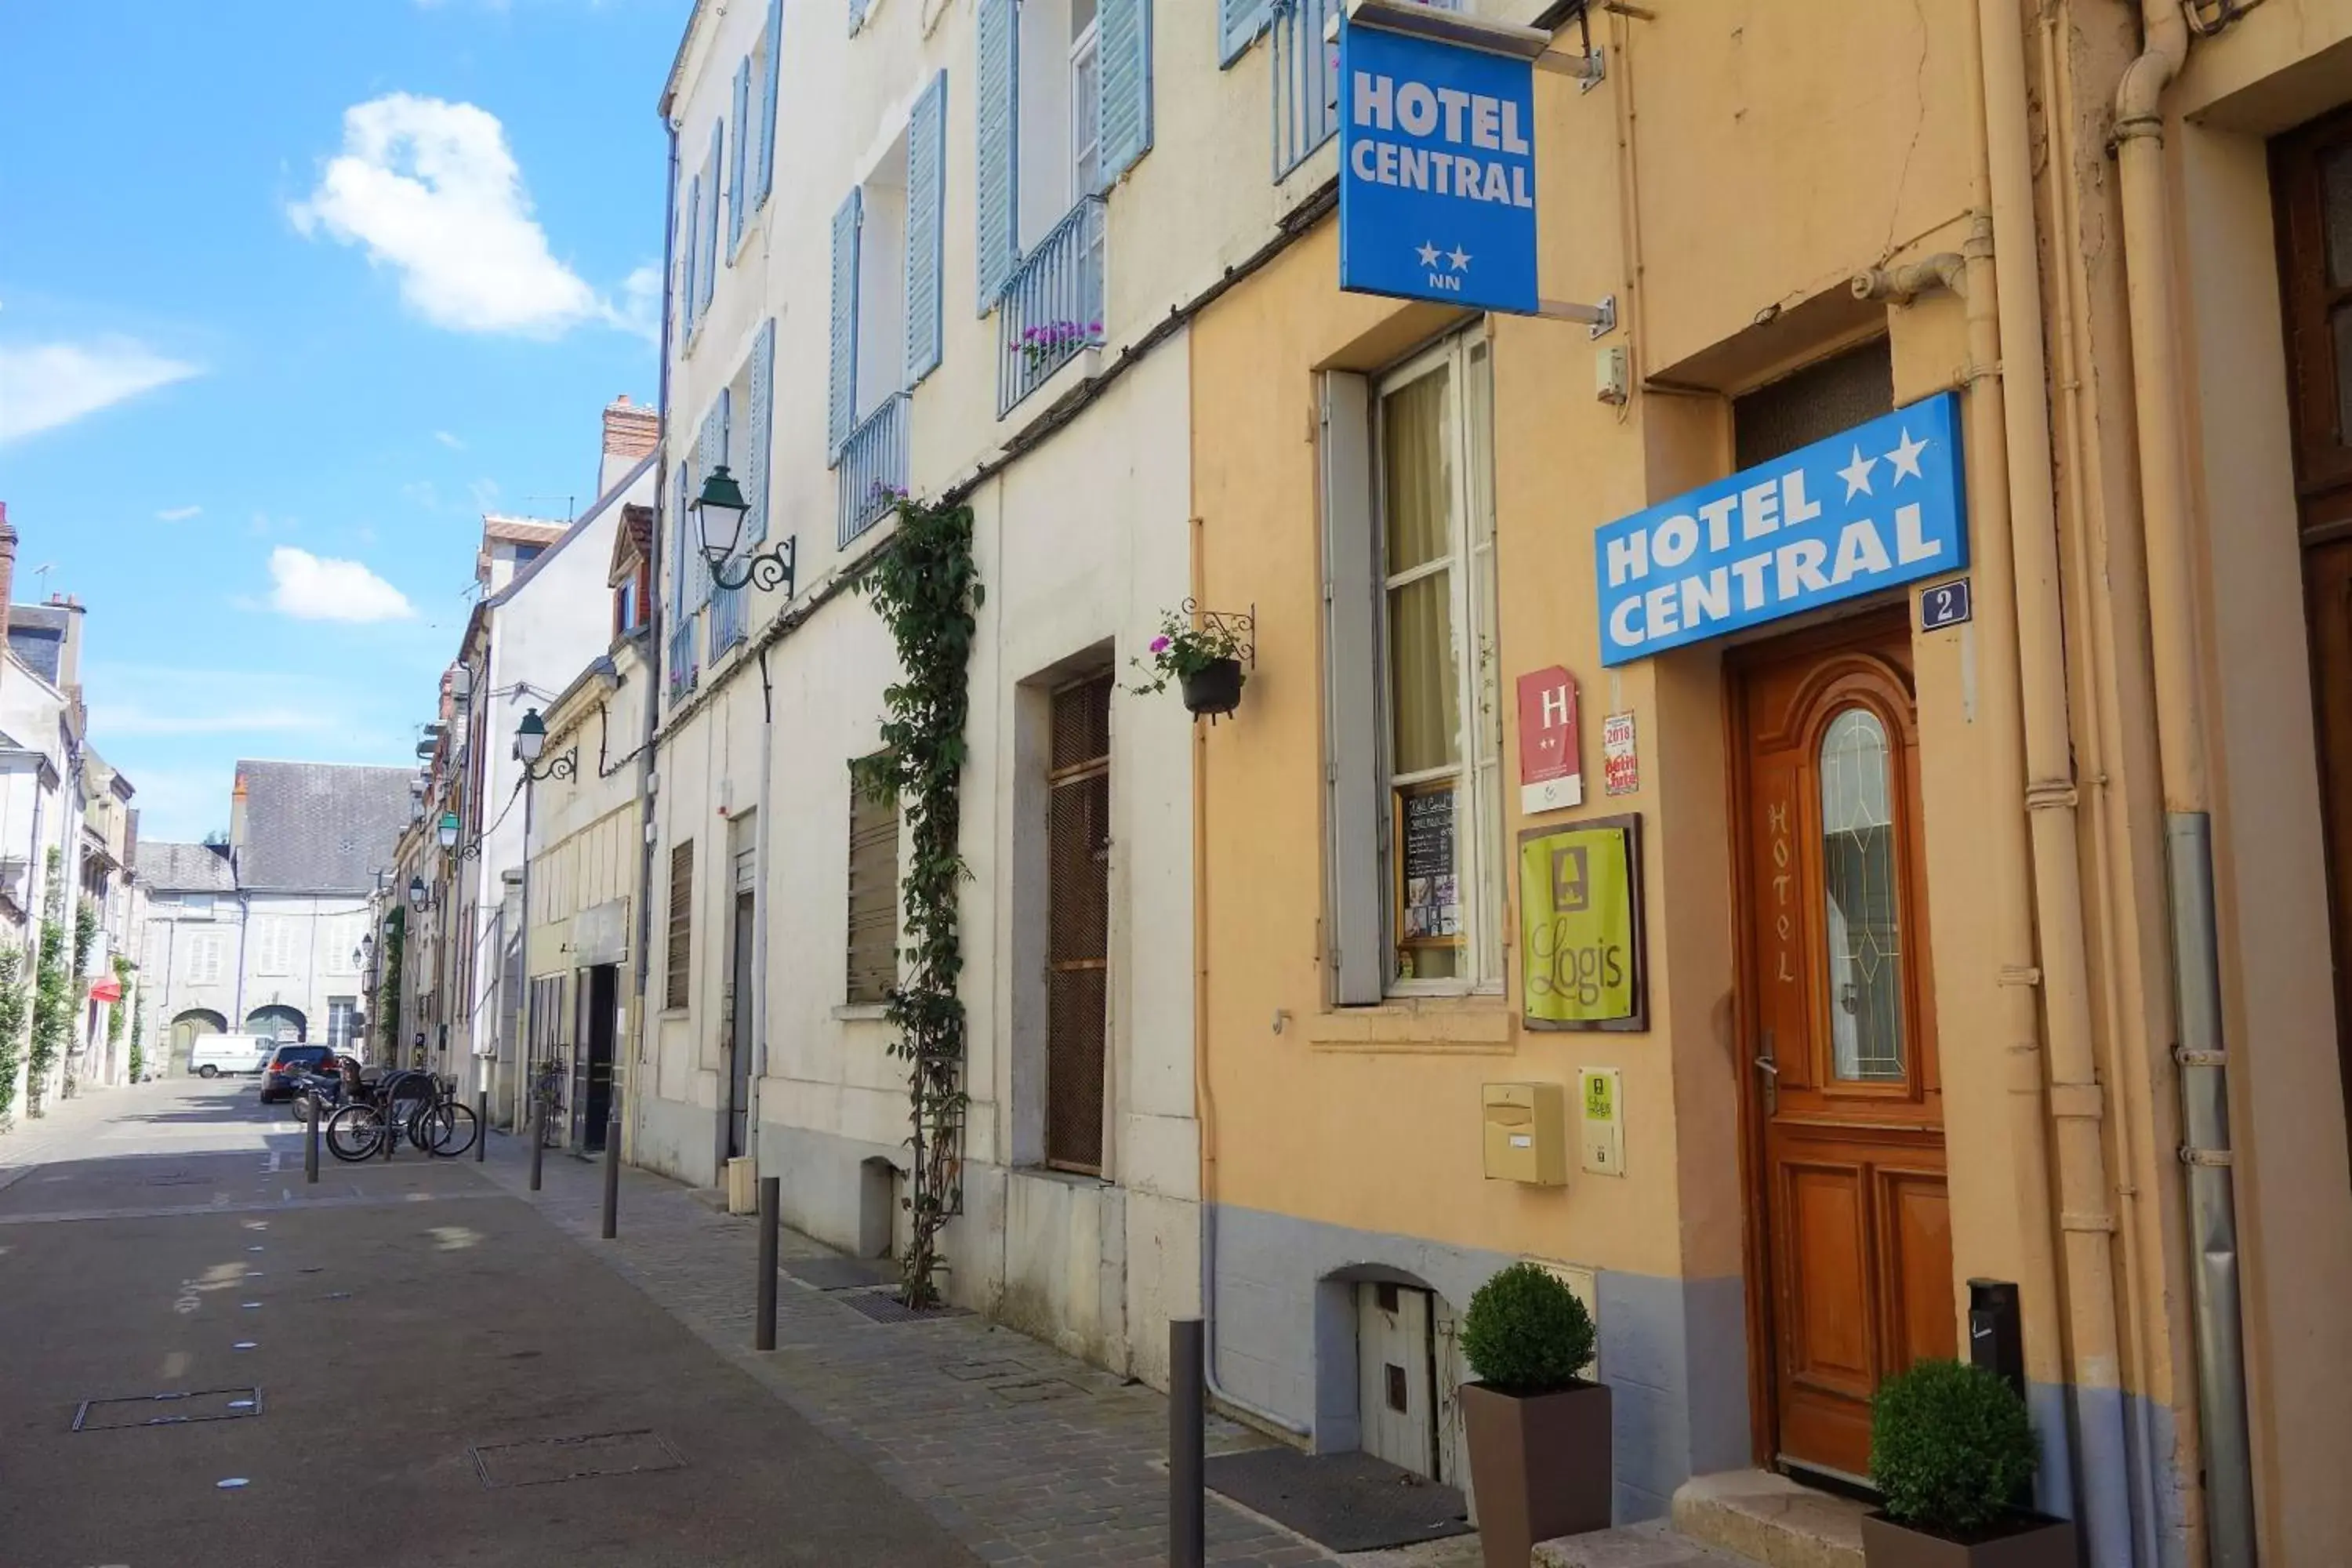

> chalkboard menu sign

[{"left": 1397, "top": 784, "right": 1460, "bottom": 943}]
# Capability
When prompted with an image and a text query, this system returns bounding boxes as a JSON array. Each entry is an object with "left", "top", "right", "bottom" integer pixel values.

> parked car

[
  {"left": 190, "top": 1033, "right": 275, "bottom": 1080},
  {"left": 260, "top": 1043, "right": 338, "bottom": 1103}
]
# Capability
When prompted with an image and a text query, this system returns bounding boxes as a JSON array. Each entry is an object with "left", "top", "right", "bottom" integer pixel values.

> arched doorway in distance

[
  {"left": 169, "top": 1009, "right": 227, "bottom": 1076},
  {"left": 245, "top": 1004, "right": 306, "bottom": 1042}
]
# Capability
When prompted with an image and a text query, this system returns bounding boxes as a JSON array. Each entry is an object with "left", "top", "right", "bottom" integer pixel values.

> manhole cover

[
  {"left": 74, "top": 1388, "right": 262, "bottom": 1432},
  {"left": 782, "top": 1255, "right": 895, "bottom": 1291},
  {"left": 469, "top": 1430, "right": 685, "bottom": 1488},
  {"left": 987, "top": 1377, "right": 1087, "bottom": 1405},
  {"left": 835, "top": 1290, "right": 972, "bottom": 1326}
]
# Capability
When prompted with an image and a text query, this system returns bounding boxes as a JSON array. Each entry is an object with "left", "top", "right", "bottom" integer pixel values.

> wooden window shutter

[
  {"left": 845, "top": 763, "right": 899, "bottom": 1005},
  {"left": 666, "top": 840, "right": 695, "bottom": 1011}
]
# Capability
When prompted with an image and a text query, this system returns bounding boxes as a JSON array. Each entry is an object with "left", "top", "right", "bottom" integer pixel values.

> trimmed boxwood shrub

[
  {"left": 1460, "top": 1262, "right": 1596, "bottom": 1393},
  {"left": 1870, "top": 1359, "right": 2038, "bottom": 1533}
]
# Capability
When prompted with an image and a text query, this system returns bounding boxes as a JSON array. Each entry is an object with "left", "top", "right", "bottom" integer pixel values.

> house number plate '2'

[{"left": 1920, "top": 578, "right": 1973, "bottom": 631}]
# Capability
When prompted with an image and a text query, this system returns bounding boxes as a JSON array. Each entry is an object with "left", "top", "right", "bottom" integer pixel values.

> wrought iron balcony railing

[
  {"left": 1272, "top": 0, "right": 1341, "bottom": 183},
  {"left": 837, "top": 391, "right": 911, "bottom": 547},
  {"left": 996, "top": 195, "right": 1105, "bottom": 418}
]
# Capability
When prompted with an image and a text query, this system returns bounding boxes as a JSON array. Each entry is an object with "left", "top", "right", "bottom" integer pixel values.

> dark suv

[{"left": 260, "top": 1043, "right": 336, "bottom": 1103}]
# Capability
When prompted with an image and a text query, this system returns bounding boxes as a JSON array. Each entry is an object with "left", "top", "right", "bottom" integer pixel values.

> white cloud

[
  {"left": 608, "top": 263, "right": 662, "bottom": 343},
  {"left": 90, "top": 702, "right": 314, "bottom": 737},
  {"left": 0, "top": 338, "right": 201, "bottom": 442},
  {"left": 434, "top": 429, "right": 465, "bottom": 449},
  {"left": 267, "top": 546, "right": 416, "bottom": 622},
  {"left": 157, "top": 504, "right": 203, "bottom": 521},
  {"left": 289, "top": 94, "right": 603, "bottom": 336}
]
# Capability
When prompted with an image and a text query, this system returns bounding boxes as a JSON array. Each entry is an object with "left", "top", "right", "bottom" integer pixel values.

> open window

[{"left": 1322, "top": 331, "right": 1504, "bottom": 1002}]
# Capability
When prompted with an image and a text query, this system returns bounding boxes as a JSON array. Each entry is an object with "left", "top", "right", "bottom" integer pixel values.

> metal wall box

[{"left": 1482, "top": 1082, "right": 1567, "bottom": 1185}]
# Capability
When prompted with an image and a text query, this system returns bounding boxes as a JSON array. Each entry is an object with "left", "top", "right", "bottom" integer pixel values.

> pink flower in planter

[{"left": 1149, "top": 636, "right": 1171, "bottom": 654}]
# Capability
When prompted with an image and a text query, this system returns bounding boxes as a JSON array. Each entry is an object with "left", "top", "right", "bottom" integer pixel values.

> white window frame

[
  {"left": 1369, "top": 330, "right": 1504, "bottom": 997},
  {"left": 1070, "top": 9, "right": 1102, "bottom": 200}
]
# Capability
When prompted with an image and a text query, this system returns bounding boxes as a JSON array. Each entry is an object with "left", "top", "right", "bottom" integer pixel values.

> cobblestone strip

[{"left": 476, "top": 1132, "right": 1338, "bottom": 1568}]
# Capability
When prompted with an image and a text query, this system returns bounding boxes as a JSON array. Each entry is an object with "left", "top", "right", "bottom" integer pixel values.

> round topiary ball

[
  {"left": 1459, "top": 1261, "right": 1596, "bottom": 1393},
  {"left": 1869, "top": 1359, "right": 2038, "bottom": 1533}
]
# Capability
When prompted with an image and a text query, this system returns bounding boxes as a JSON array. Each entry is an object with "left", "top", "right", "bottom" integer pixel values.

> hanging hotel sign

[
  {"left": 1338, "top": 5, "right": 1541, "bottom": 314},
  {"left": 1595, "top": 392, "right": 1968, "bottom": 666},
  {"left": 1520, "top": 814, "right": 1646, "bottom": 1031}
]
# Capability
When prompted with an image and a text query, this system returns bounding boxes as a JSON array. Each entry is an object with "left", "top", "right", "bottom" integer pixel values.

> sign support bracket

[{"left": 1539, "top": 294, "right": 1617, "bottom": 339}]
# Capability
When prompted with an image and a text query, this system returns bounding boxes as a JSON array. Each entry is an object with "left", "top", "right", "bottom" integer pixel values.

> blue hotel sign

[
  {"left": 1595, "top": 393, "right": 1969, "bottom": 666},
  {"left": 1338, "top": 16, "right": 1539, "bottom": 315}
]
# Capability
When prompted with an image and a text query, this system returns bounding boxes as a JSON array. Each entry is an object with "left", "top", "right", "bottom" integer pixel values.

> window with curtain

[{"left": 1375, "top": 335, "right": 1503, "bottom": 991}]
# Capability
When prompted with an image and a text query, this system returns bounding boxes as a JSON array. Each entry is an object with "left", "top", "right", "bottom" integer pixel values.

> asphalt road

[{"left": 0, "top": 1077, "right": 976, "bottom": 1568}]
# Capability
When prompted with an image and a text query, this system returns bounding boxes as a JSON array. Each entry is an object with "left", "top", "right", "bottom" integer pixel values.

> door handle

[
  {"left": 1755, "top": 1029, "right": 1779, "bottom": 1115},
  {"left": 1752, "top": 1056, "right": 1779, "bottom": 1074}
]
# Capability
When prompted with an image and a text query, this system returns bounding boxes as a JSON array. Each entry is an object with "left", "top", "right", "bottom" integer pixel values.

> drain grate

[
  {"left": 469, "top": 1429, "right": 685, "bottom": 1489},
  {"left": 834, "top": 1290, "right": 972, "bottom": 1326},
  {"left": 781, "top": 1254, "right": 896, "bottom": 1291},
  {"left": 74, "top": 1388, "right": 261, "bottom": 1432}
]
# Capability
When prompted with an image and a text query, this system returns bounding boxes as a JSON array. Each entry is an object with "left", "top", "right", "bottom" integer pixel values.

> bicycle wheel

[
  {"left": 325, "top": 1102, "right": 385, "bottom": 1163},
  {"left": 422, "top": 1102, "right": 478, "bottom": 1158}
]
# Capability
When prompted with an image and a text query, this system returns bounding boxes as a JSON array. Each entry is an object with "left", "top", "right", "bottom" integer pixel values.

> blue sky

[{"left": 0, "top": 0, "right": 688, "bottom": 841}]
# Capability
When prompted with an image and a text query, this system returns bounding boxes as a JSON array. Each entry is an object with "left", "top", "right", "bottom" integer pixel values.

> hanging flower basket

[
  {"left": 1180, "top": 657, "right": 1245, "bottom": 718},
  {"left": 1130, "top": 607, "right": 1251, "bottom": 722}
]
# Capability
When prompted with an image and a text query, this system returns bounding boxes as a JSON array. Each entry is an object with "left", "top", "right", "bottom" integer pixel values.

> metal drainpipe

[
  {"left": 1967, "top": 1, "right": 2140, "bottom": 1556},
  {"left": 1187, "top": 514, "right": 1311, "bottom": 1443},
  {"left": 2114, "top": 4, "right": 2258, "bottom": 1563},
  {"left": 626, "top": 113, "right": 682, "bottom": 1169}
]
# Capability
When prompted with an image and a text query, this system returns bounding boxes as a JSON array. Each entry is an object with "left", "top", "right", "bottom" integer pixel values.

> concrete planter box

[
  {"left": 1461, "top": 1380, "right": 1611, "bottom": 1568},
  {"left": 1860, "top": 1510, "right": 2077, "bottom": 1568}
]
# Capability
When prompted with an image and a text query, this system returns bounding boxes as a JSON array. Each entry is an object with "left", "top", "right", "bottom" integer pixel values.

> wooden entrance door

[
  {"left": 2271, "top": 108, "right": 2352, "bottom": 1150},
  {"left": 1733, "top": 614, "right": 1951, "bottom": 1481}
]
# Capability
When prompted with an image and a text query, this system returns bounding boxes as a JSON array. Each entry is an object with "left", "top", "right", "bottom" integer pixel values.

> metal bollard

[
  {"left": 528, "top": 1096, "right": 544, "bottom": 1192},
  {"left": 475, "top": 1089, "right": 488, "bottom": 1163},
  {"left": 755, "top": 1176, "right": 780, "bottom": 1352},
  {"left": 304, "top": 1101, "right": 320, "bottom": 1185},
  {"left": 600, "top": 1105, "right": 622, "bottom": 1240},
  {"left": 1170, "top": 1317, "right": 1205, "bottom": 1568}
]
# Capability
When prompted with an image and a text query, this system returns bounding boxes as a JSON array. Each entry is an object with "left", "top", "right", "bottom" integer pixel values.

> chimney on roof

[{"left": 600, "top": 394, "right": 660, "bottom": 496}]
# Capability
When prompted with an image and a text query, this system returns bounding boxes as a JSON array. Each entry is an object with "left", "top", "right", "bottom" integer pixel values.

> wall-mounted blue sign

[
  {"left": 1595, "top": 392, "right": 1968, "bottom": 666},
  {"left": 1338, "top": 16, "right": 1538, "bottom": 315}
]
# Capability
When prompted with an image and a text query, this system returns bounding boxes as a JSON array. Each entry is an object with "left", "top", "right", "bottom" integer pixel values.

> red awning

[{"left": 88, "top": 977, "right": 123, "bottom": 1003}]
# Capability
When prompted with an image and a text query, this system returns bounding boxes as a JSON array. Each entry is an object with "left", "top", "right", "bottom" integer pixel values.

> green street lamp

[{"left": 694, "top": 465, "right": 795, "bottom": 595}]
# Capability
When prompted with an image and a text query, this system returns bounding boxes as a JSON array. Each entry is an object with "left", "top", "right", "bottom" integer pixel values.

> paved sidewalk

[{"left": 476, "top": 1130, "right": 1449, "bottom": 1568}]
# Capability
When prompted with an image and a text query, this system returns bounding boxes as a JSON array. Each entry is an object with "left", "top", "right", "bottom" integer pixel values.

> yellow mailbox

[{"left": 1482, "top": 1082, "right": 1567, "bottom": 1186}]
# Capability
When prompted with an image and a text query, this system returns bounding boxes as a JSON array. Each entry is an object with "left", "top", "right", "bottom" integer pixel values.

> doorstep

[
  {"left": 1536, "top": 1517, "right": 1765, "bottom": 1567},
  {"left": 1668, "top": 1470, "right": 1866, "bottom": 1568}
]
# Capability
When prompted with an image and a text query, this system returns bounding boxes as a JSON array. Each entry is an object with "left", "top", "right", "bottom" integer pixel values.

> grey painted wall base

[{"left": 1206, "top": 1201, "right": 1747, "bottom": 1525}]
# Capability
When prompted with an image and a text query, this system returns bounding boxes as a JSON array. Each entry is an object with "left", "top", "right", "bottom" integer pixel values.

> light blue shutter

[
  {"left": 728, "top": 59, "right": 751, "bottom": 258},
  {"left": 756, "top": 0, "right": 782, "bottom": 208},
  {"left": 1218, "top": 0, "right": 1269, "bottom": 66},
  {"left": 973, "top": 0, "right": 1019, "bottom": 313},
  {"left": 681, "top": 176, "right": 702, "bottom": 336},
  {"left": 826, "top": 188, "right": 862, "bottom": 455},
  {"left": 699, "top": 120, "right": 723, "bottom": 317},
  {"left": 747, "top": 319, "right": 775, "bottom": 545},
  {"left": 1098, "top": 0, "right": 1153, "bottom": 184},
  {"left": 904, "top": 72, "right": 947, "bottom": 383},
  {"left": 694, "top": 405, "right": 720, "bottom": 609},
  {"left": 849, "top": 0, "right": 869, "bottom": 32}
]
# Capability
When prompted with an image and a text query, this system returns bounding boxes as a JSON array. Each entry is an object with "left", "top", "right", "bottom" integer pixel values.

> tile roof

[
  {"left": 231, "top": 760, "right": 413, "bottom": 893},
  {"left": 135, "top": 840, "right": 238, "bottom": 894},
  {"left": 6, "top": 604, "right": 70, "bottom": 685},
  {"left": 481, "top": 516, "right": 569, "bottom": 546}
]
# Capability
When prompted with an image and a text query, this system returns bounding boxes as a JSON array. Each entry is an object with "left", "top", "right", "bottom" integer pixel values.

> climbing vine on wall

[
  {"left": 27, "top": 849, "right": 71, "bottom": 1116},
  {"left": 0, "top": 944, "right": 26, "bottom": 1127},
  {"left": 376, "top": 908, "right": 405, "bottom": 1060},
  {"left": 107, "top": 955, "right": 131, "bottom": 1047},
  {"left": 851, "top": 494, "right": 981, "bottom": 1309},
  {"left": 64, "top": 896, "right": 97, "bottom": 1098},
  {"left": 127, "top": 979, "right": 144, "bottom": 1083}
]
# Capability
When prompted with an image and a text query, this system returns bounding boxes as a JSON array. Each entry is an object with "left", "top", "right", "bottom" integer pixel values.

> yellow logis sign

[{"left": 1519, "top": 815, "right": 1646, "bottom": 1030}]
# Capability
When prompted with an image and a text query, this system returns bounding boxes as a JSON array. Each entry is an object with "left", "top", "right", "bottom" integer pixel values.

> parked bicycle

[{"left": 323, "top": 1069, "right": 477, "bottom": 1161}]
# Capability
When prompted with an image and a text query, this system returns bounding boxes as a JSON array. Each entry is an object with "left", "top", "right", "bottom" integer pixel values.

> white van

[{"left": 189, "top": 1033, "right": 274, "bottom": 1079}]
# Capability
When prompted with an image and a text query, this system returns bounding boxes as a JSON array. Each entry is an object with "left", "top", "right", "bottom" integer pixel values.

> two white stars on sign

[
  {"left": 1416, "top": 239, "right": 1471, "bottom": 273},
  {"left": 1836, "top": 426, "right": 1929, "bottom": 502}
]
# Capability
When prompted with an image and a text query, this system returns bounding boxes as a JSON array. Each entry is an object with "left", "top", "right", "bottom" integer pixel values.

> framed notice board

[
  {"left": 1393, "top": 780, "right": 1462, "bottom": 978},
  {"left": 1518, "top": 813, "right": 1648, "bottom": 1031}
]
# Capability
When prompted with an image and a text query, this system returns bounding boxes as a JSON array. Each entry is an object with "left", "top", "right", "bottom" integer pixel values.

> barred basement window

[
  {"left": 666, "top": 841, "right": 695, "bottom": 1011},
  {"left": 846, "top": 759, "right": 899, "bottom": 1005}
]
